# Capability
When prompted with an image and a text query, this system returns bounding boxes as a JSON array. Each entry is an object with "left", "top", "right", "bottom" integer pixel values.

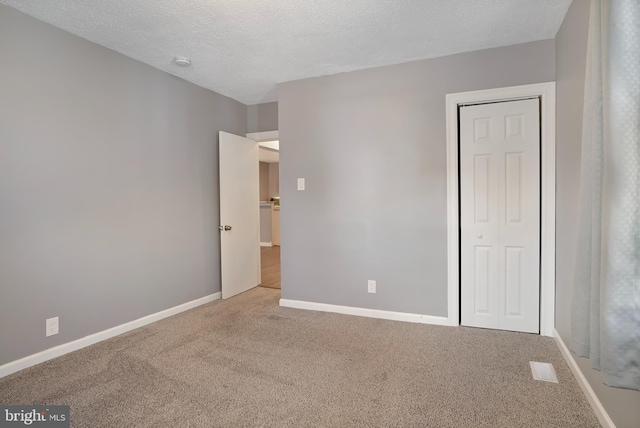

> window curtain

[{"left": 571, "top": 0, "right": 640, "bottom": 391}]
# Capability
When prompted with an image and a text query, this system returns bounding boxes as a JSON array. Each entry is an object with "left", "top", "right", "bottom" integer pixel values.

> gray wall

[
  {"left": 269, "top": 163, "right": 280, "bottom": 199},
  {"left": 555, "top": 1, "right": 640, "bottom": 426},
  {"left": 555, "top": 0, "right": 590, "bottom": 344},
  {"left": 279, "top": 40, "right": 555, "bottom": 315},
  {"left": 0, "top": 5, "right": 246, "bottom": 366},
  {"left": 247, "top": 102, "right": 279, "bottom": 133},
  {"left": 259, "top": 162, "right": 270, "bottom": 201},
  {"left": 260, "top": 205, "right": 273, "bottom": 243}
]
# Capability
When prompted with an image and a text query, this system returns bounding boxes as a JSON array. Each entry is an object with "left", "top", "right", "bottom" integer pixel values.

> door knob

[
  {"left": 477, "top": 234, "right": 483, "bottom": 238},
  {"left": 219, "top": 225, "right": 232, "bottom": 231}
]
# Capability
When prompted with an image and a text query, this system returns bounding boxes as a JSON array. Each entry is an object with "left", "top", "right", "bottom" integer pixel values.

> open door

[{"left": 219, "top": 131, "right": 260, "bottom": 299}]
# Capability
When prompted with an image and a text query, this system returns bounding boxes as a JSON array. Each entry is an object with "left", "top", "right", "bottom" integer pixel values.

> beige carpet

[{"left": 0, "top": 288, "right": 599, "bottom": 427}]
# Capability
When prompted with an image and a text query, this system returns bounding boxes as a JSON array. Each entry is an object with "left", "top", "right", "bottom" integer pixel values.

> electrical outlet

[
  {"left": 368, "top": 280, "right": 376, "bottom": 294},
  {"left": 46, "top": 317, "right": 59, "bottom": 337}
]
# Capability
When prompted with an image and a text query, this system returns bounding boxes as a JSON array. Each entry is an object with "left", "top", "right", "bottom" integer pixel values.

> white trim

[
  {"left": 279, "top": 299, "right": 449, "bottom": 326},
  {"left": 445, "top": 82, "right": 556, "bottom": 336},
  {"left": 260, "top": 241, "right": 273, "bottom": 247},
  {"left": 0, "top": 292, "right": 221, "bottom": 379},
  {"left": 553, "top": 330, "right": 615, "bottom": 428},
  {"left": 246, "top": 131, "right": 279, "bottom": 142}
]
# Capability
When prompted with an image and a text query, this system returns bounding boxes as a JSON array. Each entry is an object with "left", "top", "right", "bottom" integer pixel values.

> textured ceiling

[{"left": 1, "top": 0, "right": 571, "bottom": 105}]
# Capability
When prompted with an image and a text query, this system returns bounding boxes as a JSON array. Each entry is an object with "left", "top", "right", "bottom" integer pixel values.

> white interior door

[
  {"left": 219, "top": 131, "right": 260, "bottom": 299},
  {"left": 460, "top": 99, "right": 540, "bottom": 333}
]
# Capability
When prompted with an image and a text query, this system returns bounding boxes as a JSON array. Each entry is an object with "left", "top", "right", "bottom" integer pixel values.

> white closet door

[{"left": 460, "top": 99, "right": 540, "bottom": 333}]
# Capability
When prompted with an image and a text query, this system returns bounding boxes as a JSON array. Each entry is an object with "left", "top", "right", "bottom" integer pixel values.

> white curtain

[{"left": 571, "top": 0, "right": 640, "bottom": 391}]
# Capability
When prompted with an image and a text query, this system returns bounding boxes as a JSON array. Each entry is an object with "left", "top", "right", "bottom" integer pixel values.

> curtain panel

[{"left": 571, "top": 0, "right": 640, "bottom": 391}]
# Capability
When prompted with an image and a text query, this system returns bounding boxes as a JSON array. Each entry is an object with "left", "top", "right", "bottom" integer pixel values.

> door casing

[{"left": 445, "top": 82, "right": 556, "bottom": 337}]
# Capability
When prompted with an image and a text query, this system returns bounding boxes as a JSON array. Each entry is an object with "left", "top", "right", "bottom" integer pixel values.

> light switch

[
  {"left": 368, "top": 280, "right": 376, "bottom": 294},
  {"left": 297, "top": 178, "right": 305, "bottom": 191}
]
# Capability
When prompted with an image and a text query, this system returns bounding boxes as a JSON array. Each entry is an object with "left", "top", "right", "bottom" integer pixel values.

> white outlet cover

[
  {"left": 297, "top": 178, "right": 305, "bottom": 191},
  {"left": 368, "top": 280, "right": 376, "bottom": 294},
  {"left": 46, "top": 317, "right": 59, "bottom": 337}
]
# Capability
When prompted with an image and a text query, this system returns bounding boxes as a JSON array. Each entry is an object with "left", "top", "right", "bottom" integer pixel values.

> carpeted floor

[{"left": 0, "top": 287, "right": 599, "bottom": 427}]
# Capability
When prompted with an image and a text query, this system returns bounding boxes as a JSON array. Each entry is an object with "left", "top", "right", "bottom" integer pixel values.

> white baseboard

[
  {"left": 279, "top": 299, "right": 450, "bottom": 326},
  {"left": 553, "top": 329, "right": 615, "bottom": 428},
  {"left": 260, "top": 242, "right": 273, "bottom": 247},
  {"left": 0, "top": 292, "right": 221, "bottom": 379}
]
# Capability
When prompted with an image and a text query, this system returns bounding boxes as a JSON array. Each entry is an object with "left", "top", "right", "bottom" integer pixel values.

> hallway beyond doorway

[{"left": 260, "top": 246, "right": 280, "bottom": 289}]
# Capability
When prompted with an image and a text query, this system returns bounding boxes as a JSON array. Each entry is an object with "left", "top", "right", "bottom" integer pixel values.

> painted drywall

[
  {"left": 260, "top": 205, "right": 273, "bottom": 243},
  {"left": 269, "top": 163, "right": 280, "bottom": 199},
  {"left": 279, "top": 40, "right": 555, "bottom": 315},
  {"left": 555, "top": 0, "right": 590, "bottom": 345},
  {"left": 555, "top": 1, "right": 640, "bottom": 426},
  {"left": 247, "top": 102, "right": 279, "bottom": 133},
  {"left": 259, "top": 161, "right": 270, "bottom": 201},
  {"left": 0, "top": 4, "right": 246, "bottom": 366}
]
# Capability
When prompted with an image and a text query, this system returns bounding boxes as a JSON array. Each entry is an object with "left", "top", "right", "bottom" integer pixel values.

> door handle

[
  {"left": 477, "top": 234, "right": 483, "bottom": 238},
  {"left": 219, "top": 225, "right": 232, "bottom": 231}
]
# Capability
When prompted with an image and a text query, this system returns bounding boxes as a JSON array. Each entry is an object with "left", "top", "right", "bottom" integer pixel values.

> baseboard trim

[
  {"left": 0, "top": 292, "right": 221, "bottom": 379},
  {"left": 279, "top": 299, "right": 449, "bottom": 326},
  {"left": 553, "top": 329, "right": 615, "bottom": 428},
  {"left": 260, "top": 242, "right": 273, "bottom": 247}
]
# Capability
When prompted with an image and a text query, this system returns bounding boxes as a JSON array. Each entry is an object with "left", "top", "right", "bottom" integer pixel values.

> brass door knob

[{"left": 224, "top": 225, "right": 232, "bottom": 231}]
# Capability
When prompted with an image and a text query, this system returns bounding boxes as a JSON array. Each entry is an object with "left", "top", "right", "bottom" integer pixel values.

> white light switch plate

[
  {"left": 297, "top": 178, "right": 305, "bottom": 191},
  {"left": 368, "top": 280, "right": 376, "bottom": 294}
]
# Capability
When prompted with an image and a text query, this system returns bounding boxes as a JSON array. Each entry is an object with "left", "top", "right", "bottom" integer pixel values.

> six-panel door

[{"left": 460, "top": 99, "right": 541, "bottom": 333}]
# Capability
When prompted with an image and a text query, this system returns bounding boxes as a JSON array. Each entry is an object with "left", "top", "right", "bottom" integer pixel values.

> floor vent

[{"left": 530, "top": 361, "right": 558, "bottom": 383}]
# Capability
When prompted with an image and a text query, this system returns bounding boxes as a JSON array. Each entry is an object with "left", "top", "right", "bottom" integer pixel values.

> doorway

[
  {"left": 249, "top": 131, "right": 282, "bottom": 290},
  {"left": 445, "top": 82, "right": 556, "bottom": 337}
]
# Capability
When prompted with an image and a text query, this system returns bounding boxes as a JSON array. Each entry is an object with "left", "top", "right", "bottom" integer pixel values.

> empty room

[{"left": 1, "top": 1, "right": 638, "bottom": 427}]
